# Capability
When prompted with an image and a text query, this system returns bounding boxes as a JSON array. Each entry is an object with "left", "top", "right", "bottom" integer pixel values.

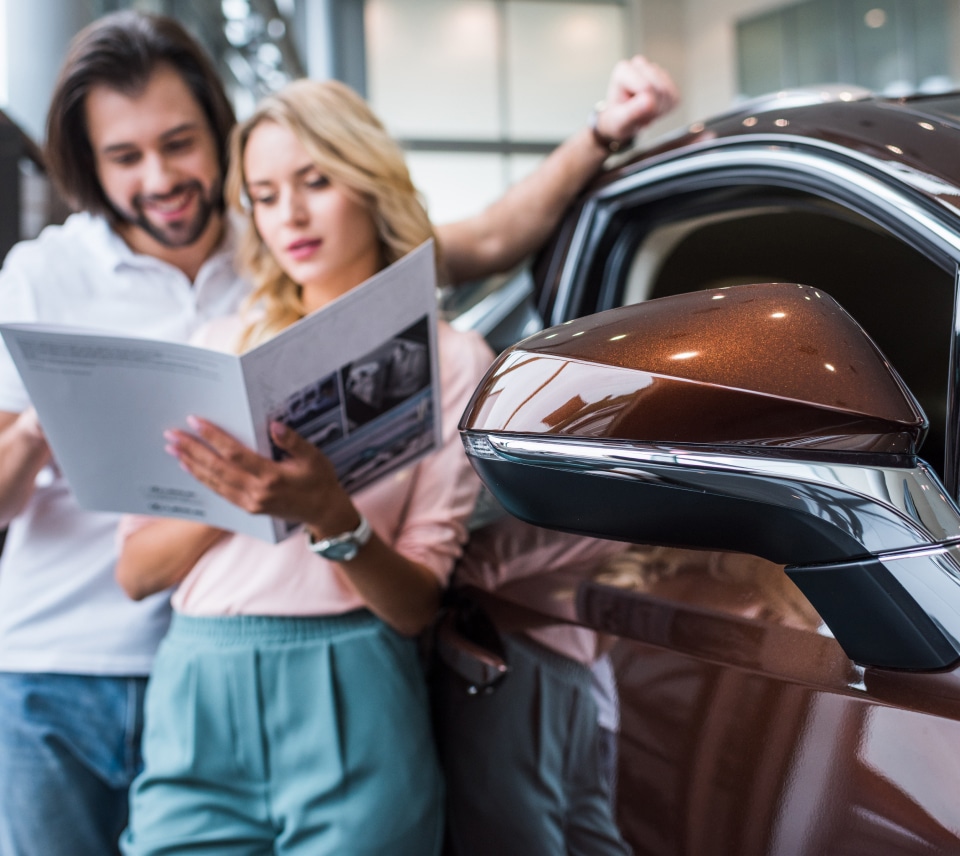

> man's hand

[
  {"left": 435, "top": 53, "right": 680, "bottom": 284},
  {"left": 0, "top": 407, "right": 51, "bottom": 527},
  {"left": 595, "top": 55, "right": 679, "bottom": 147},
  {"left": 15, "top": 407, "right": 47, "bottom": 445}
]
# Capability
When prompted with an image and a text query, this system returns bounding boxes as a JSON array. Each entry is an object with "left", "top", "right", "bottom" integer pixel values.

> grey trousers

[{"left": 434, "top": 631, "right": 632, "bottom": 856}]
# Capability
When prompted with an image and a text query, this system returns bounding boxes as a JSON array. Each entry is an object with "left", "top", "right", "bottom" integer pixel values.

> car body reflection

[{"left": 439, "top": 86, "right": 960, "bottom": 854}]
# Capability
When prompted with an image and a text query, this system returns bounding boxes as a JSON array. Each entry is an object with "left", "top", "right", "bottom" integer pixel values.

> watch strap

[
  {"left": 307, "top": 514, "right": 372, "bottom": 560},
  {"left": 588, "top": 101, "right": 628, "bottom": 154}
]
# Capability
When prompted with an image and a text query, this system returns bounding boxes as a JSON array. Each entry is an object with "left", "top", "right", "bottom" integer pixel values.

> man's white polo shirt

[{"left": 0, "top": 212, "right": 248, "bottom": 675}]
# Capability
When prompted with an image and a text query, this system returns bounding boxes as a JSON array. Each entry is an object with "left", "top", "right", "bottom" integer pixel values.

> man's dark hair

[{"left": 45, "top": 11, "right": 236, "bottom": 220}]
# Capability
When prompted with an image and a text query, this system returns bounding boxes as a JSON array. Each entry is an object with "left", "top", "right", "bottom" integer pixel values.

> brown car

[{"left": 438, "top": 88, "right": 960, "bottom": 855}]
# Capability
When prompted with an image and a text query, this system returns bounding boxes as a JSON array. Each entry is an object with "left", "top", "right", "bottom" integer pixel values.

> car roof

[{"left": 605, "top": 87, "right": 960, "bottom": 212}]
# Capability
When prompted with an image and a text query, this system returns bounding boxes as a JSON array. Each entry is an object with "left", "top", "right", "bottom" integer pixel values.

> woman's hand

[
  {"left": 165, "top": 417, "right": 358, "bottom": 537},
  {"left": 166, "top": 416, "right": 441, "bottom": 635}
]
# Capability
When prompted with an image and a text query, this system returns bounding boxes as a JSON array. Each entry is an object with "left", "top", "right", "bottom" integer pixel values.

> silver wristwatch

[{"left": 307, "top": 515, "right": 372, "bottom": 562}]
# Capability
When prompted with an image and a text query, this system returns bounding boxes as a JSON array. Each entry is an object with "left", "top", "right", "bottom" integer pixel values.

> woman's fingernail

[{"left": 186, "top": 415, "right": 201, "bottom": 431}]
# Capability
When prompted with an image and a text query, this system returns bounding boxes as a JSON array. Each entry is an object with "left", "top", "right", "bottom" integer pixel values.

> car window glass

[
  {"left": 612, "top": 195, "right": 954, "bottom": 479},
  {"left": 441, "top": 266, "right": 544, "bottom": 354}
]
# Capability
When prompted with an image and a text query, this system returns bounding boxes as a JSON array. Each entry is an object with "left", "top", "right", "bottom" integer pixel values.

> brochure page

[{"left": 0, "top": 240, "right": 439, "bottom": 543}]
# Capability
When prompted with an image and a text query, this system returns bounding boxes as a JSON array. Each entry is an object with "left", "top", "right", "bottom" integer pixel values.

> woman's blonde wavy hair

[{"left": 225, "top": 78, "right": 436, "bottom": 351}]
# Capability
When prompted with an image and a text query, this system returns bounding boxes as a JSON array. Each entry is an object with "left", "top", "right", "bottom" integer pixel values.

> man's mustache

[{"left": 134, "top": 180, "right": 203, "bottom": 209}]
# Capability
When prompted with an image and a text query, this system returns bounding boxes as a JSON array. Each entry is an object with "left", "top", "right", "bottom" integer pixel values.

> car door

[
  {"left": 446, "top": 138, "right": 960, "bottom": 854},
  {"left": 539, "top": 143, "right": 960, "bottom": 485}
]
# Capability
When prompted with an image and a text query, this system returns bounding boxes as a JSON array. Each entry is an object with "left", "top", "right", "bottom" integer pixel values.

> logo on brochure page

[{"left": 142, "top": 485, "right": 207, "bottom": 518}]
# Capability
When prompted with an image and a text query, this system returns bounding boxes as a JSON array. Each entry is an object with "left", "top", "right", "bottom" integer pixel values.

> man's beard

[{"left": 119, "top": 179, "right": 222, "bottom": 249}]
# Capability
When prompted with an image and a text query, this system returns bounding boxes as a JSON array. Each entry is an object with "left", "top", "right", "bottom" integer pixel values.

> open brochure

[{"left": 0, "top": 240, "right": 440, "bottom": 543}]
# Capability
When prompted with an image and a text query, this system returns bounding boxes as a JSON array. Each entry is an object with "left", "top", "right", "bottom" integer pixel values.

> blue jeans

[{"left": 0, "top": 672, "right": 147, "bottom": 856}]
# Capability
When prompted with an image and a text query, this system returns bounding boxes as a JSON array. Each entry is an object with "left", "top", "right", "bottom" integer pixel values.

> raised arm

[
  {"left": 0, "top": 408, "right": 51, "bottom": 527},
  {"left": 436, "top": 55, "right": 679, "bottom": 284}
]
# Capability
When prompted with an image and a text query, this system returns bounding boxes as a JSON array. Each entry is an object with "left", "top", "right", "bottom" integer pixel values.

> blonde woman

[{"left": 115, "top": 79, "right": 494, "bottom": 855}]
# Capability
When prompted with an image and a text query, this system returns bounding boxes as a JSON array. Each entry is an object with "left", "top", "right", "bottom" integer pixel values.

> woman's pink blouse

[{"left": 117, "top": 316, "right": 494, "bottom": 617}]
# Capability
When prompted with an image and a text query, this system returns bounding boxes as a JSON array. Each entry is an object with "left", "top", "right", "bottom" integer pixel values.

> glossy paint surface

[
  {"left": 450, "top": 91, "right": 960, "bottom": 855},
  {"left": 613, "top": 635, "right": 960, "bottom": 854},
  {"left": 458, "top": 525, "right": 960, "bottom": 854},
  {"left": 612, "top": 94, "right": 960, "bottom": 211},
  {"left": 463, "top": 282, "right": 926, "bottom": 452}
]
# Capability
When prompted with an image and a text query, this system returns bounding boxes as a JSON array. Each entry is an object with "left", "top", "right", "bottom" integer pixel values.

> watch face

[
  {"left": 319, "top": 540, "right": 359, "bottom": 562},
  {"left": 310, "top": 516, "right": 370, "bottom": 562}
]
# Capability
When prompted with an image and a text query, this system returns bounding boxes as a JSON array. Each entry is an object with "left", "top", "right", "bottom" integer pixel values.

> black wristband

[{"left": 588, "top": 102, "right": 627, "bottom": 154}]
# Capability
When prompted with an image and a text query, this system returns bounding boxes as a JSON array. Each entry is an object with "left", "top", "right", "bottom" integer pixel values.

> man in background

[{"left": 0, "top": 10, "right": 677, "bottom": 854}]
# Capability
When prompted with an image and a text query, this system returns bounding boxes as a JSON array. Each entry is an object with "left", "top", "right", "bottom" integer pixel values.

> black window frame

[{"left": 543, "top": 141, "right": 960, "bottom": 496}]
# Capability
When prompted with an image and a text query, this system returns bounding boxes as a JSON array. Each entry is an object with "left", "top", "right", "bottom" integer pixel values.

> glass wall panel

[
  {"left": 738, "top": 0, "right": 952, "bottom": 99},
  {"left": 406, "top": 151, "right": 506, "bottom": 226},
  {"left": 367, "top": 1, "right": 626, "bottom": 240},
  {"left": 794, "top": 0, "right": 840, "bottom": 86},
  {"left": 738, "top": 12, "right": 787, "bottom": 97},
  {"left": 408, "top": 153, "right": 548, "bottom": 230},
  {"left": 366, "top": 0, "right": 501, "bottom": 139},
  {"left": 851, "top": 0, "right": 907, "bottom": 93},
  {"left": 506, "top": 1, "right": 625, "bottom": 139},
  {"left": 910, "top": 0, "right": 951, "bottom": 89}
]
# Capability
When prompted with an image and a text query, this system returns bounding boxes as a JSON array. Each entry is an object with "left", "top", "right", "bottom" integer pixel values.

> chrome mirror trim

[
  {"left": 463, "top": 431, "right": 960, "bottom": 668},
  {"left": 464, "top": 433, "right": 960, "bottom": 555}
]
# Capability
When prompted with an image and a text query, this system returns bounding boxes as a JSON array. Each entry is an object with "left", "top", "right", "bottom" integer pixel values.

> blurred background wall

[{"left": 0, "top": 0, "right": 958, "bottom": 227}]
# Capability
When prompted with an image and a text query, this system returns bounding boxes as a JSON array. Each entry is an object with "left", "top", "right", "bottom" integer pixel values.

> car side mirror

[{"left": 460, "top": 283, "right": 960, "bottom": 670}]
